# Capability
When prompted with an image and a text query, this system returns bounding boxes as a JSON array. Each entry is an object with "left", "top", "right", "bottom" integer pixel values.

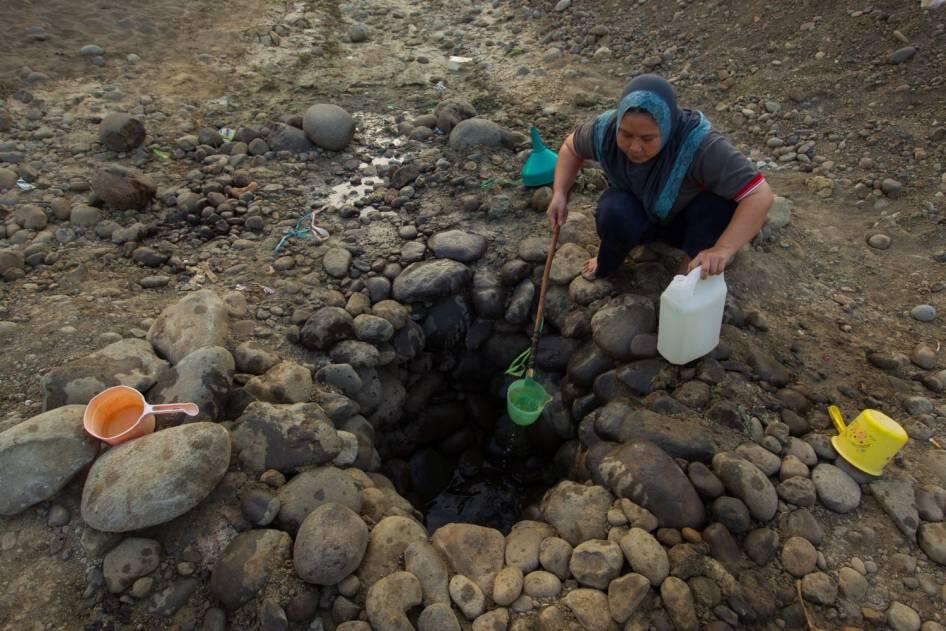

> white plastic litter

[{"left": 447, "top": 56, "right": 473, "bottom": 72}]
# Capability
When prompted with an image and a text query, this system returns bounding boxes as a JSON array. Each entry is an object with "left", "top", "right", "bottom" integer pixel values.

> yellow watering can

[{"left": 828, "top": 405, "right": 909, "bottom": 476}]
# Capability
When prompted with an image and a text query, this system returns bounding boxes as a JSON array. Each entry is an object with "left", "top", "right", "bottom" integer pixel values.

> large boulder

[
  {"left": 300, "top": 307, "right": 355, "bottom": 351},
  {"left": 244, "top": 361, "right": 313, "bottom": 404},
  {"left": 294, "top": 503, "right": 369, "bottom": 584},
  {"left": 210, "top": 529, "right": 291, "bottom": 610},
  {"left": 428, "top": 230, "right": 487, "bottom": 263},
  {"left": 392, "top": 259, "right": 471, "bottom": 303},
  {"left": 591, "top": 295, "right": 657, "bottom": 361},
  {"left": 590, "top": 402, "right": 715, "bottom": 462},
  {"left": 0, "top": 405, "right": 98, "bottom": 515},
  {"left": 81, "top": 423, "right": 230, "bottom": 532},
  {"left": 41, "top": 338, "right": 169, "bottom": 410},
  {"left": 147, "top": 290, "right": 230, "bottom": 365},
  {"left": 303, "top": 104, "right": 355, "bottom": 151},
  {"left": 434, "top": 99, "right": 477, "bottom": 133},
  {"left": 99, "top": 112, "right": 146, "bottom": 152},
  {"left": 268, "top": 123, "right": 315, "bottom": 153},
  {"left": 589, "top": 440, "right": 706, "bottom": 529},
  {"left": 231, "top": 401, "right": 341, "bottom": 473},
  {"left": 276, "top": 466, "right": 362, "bottom": 531},
  {"left": 91, "top": 165, "right": 156, "bottom": 210}
]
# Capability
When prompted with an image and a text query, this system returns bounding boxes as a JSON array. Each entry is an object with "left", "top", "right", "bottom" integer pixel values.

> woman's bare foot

[{"left": 581, "top": 257, "right": 598, "bottom": 281}]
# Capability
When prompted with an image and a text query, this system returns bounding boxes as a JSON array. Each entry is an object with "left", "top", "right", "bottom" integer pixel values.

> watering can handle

[{"left": 828, "top": 405, "right": 846, "bottom": 434}]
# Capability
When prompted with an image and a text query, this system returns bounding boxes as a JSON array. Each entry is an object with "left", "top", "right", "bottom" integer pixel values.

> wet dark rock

[
  {"left": 711, "top": 496, "right": 751, "bottom": 534},
  {"left": 744, "top": 528, "right": 779, "bottom": 566},
  {"left": 566, "top": 343, "right": 614, "bottom": 388},
  {"left": 703, "top": 522, "right": 744, "bottom": 571},
  {"left": 747, "top": 348, "right": 790, "bottom": 386},
  {"left": 591, "top": 402, "right": 715, "bottom": 462},
  {"left": 300, "top": 307, "right": 356, "bottom": 351},
  {"left": 423, "top": 295, "right": 471, "bottom": 351},
  {"left": 472, "top": 269, "right": 504, "bottom": 319},
  {"left": 590, "top": 295, "right": 657, "bottom": 361},
  {"left": 231, "top": 401, "right": 341, "bottom": 473},
  {"left": 393, "top": 259, "right": 471, "bottom": 303},
  {"left": 99, "top": 112, "right": 146, "bottom": 152},
  {"left": 589, "top": 440, "right": 705, "bottom": 529},
  {"left": 210, "top": 529, "right": 291, "bottom": 609},
  {"left": 688, "top": 462, "right": 725, "bottom": 499}
]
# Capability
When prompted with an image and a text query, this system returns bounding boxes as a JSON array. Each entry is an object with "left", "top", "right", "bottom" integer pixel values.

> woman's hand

[
  {"left": 546, "top": 192, "right": 569, "bottom": 228},
  {"left": 688, "top": 244, "right": 735, "bottom": 279}
]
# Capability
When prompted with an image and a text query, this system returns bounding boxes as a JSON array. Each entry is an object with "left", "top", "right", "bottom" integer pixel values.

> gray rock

[
  {"left": 323, "top": 248, "right": 352, "bottom": 278},
  {"left": 353, "top": 314, "right": 394, "bottom": 344},
  {"left": 146, "top": 578, "right": 199, "bottom": 617},
  {"left": 431, "top": 523, "right": 505, "bottom": 599},
  {"left": 0, "top": 405, "right": 98, "bottom": 515},
  {"left": 918, "top": 522, "right": 946, "bottom": 565},
  {"left": 568, "top": 539, "right": 623, "bottom": 589},
  {"left": 268, "top": 123, "right": 315, "bottom": 153},
  {"left": 103, "top": 537, "right": 161, "bottom": 593},
  {"left": 147, "top": 290, "right": 230, "bottom": 365},
  {"left": 405, "top": 541, "right": 450, "bottom": 605},
  {"left": 392, "top": 259, "right": 471, "bottom": 303},
  {"left": 99, "top": 113, "right": 146, "bottom": 153},
  {"left": 735, "top": 442, "right": 781, "bottom": 476},
  {"left": 505, "top": 279, "right": 534, "bottom": 324},
  {"left": 277, "top": 466, "right": 362, "bottom": 531},
  {"left": 366, "top": 572, "right": 422, "bottom": 631},
  {"left": 13, "top": 204, "right": 47, "bottom": 230},
  {"left": 81, "top": 44, "right": 105, "bottom": 55},
  {"left": 41, "top": 338, "right": 169, "bottom": 410},
  {"left": 434, "top": 99, "right": 477, "bottom": 133},
  {"left": 492, "top": 566, "right": 524, "bottom": 606},
  {"left": 418, "top": 603, "right": 461, "bottom": 631},
  {"left": 245, "top": 361, "right": 313, "bottom": 403},
  {"left": 712, "top": 452, "right": 778, "bottom": 522},
  {"left": 525, "top": 568, "right": 563, "bottom": 597},
  {"left": 472, "top": 269, "right": 504, "bottom": 319},
  {"left": 886, "top": 601, "right": 921, "bottom": 631},
  {"left": 303, "top": 104, "right": 355, "bottom": 151},
  {"left": 801, "top": 572, "right": 837, "bottom": 605},
  {"left": 91, "top": 165, "right": 156, "bottom": 210},
  {"left": 81, "top": 423, "right": 230, "bottom": 531},
  {"left": 316, "top": 363, "right": 363, "bottom": 397},
  {"left": 241, "top": 488, "right": 280, "bottom": 526},
  {"left": 781, "top": 536, "right": 817, "bottom": 577},
  {"left": 838, "top": 566, "right": 868, "bottom": 601},
  {"left": 449, "top": 574, "right": 485, "bottom": 620},
  {"left": 811, "top": 463, "right": 861, "bottom": 513},
  {"left": 0, "top": 249, "right": 25, "bottom": 276},
  {"left": 888, "top": 46, "right": 917, "bottom": 64},
  {"left": 620, "top": 528, "right": 669, "bottom": 586},
  {"left": 294, "top": 503, "right": 368, "bottom": 585},
  {"left": 868, "top": 233, "right": 892, "bottom": 250},
  {"left": 149, "top": 346, "right": 234, "bottom": 423},
  {"left": 448, "top": 118, "right": 506, "bottom": 150},
  {"left": 428, "top": 230, "right": 487, "bottom": 263},
  {"left": 870, "top": 479, "right": 920, "bottom": 541},
  {"left": 911, "top": 304, "right": 936, "bottom": 322},
  {"left": 591, "top": 295, "right": 657, "bottom": 361},
  {"left": 608, "top": 573, "right": 650, "bottom": 623},
  {"left": 591, "top": 402, "right": 715, "bottom": 462},
  {"left": 744, "top": 528, "right": 780, "bottom": 566},
  {"left": 358, "top": 516, "right": 428, "bottom": 587},
  {"left": 233, "top": 341, "right": 280, "bottom": 375},
  {"left": 505, "top": 521, "right": 556, "bottom": 572},
  {"left": 563, "top": 588, "right": 612, "bottom": 631},
  {"left": 330, "top": 340, "right": 381, "bottom": 369},
  {"left": 590, "top": 440, "right": 706, "bottom": 528},
  {"left": 711, "top": 496, "right": 751, "bottom": 533},
  {"left": 300, "top": 307, "right": 355, "bottom": 351},
  {"left": 232, "top": 402, "right": 341, "bottom": 473},
  {"left": 661, "top": 576, "right": 698, "bottom": 631},
  {"left": 210, "top": 529, "right": 291, "bottom": 609},
  {"left": 777, "top": 477, "right": 817, "bottom": 507},
  {"left": 747, "top": 348, "right": 790, "bottom": 386},
  {"left": 549, "top": 243, "right": 591, "bottom": 285},
  {"left": 540, "top": 480, "right": 612, "bottom": 545}
]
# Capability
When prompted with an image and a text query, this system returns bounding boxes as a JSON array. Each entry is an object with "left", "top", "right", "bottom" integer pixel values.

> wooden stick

[
  {"left": 796, "top": 579, "right": 817, "bottom": 631},
  {"left": 526, "top": 224, "right": 560, "bottom": 375}
]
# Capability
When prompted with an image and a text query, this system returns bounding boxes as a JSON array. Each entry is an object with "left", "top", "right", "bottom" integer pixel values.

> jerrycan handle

[
  {"left": 668, "top": 265, "right": 703, "bottom": 297},
  {"left": 828, "top": 405, "right": 846, "bottom": 435}
]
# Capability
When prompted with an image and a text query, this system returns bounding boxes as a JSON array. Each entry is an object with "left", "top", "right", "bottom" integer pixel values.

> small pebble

[{"left": 911, "top": 305, "right": 936, "bottom": 322}]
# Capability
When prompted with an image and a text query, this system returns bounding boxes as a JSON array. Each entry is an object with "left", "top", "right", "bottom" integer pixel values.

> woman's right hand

[{"left": 546, "top": 192, "right": 568, "bottom": 228}]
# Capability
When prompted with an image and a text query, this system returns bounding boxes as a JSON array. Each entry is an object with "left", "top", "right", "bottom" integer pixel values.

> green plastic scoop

[{"left": 521, "top": 127, "right": 558, "bottom": 188}]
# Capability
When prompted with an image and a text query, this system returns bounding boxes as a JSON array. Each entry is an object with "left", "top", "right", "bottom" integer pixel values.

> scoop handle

[
  {"left": 530, "top": 126, "right": 547, "bottom": 151},
  {"left": 828, "top": 405, "right": 846, "bottom": 434},
  {"left": 148, "top": 402, "right": 200, "bottom": 417}
]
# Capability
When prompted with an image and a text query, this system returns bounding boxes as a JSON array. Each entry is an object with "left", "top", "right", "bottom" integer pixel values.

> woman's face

[{"left": 616, "top": 112, "right": 661, "bottom": 164}]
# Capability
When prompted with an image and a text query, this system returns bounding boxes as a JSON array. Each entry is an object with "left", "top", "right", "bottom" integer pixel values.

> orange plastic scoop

[{"left": 83, "top": 385, "right": 199, "bottom": 446}]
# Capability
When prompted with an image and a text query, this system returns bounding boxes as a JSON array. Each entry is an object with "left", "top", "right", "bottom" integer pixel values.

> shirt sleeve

[
  {"left": 691, "top": 131, "right": 765, "bottom": 202},
  {"left": 570, "top": 117, "right": 598, "bottom": 160}
]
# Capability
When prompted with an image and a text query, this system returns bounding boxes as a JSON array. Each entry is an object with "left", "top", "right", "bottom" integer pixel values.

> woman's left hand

[{"left": 688, "top": 245, "right": 735, "bottom": 279}]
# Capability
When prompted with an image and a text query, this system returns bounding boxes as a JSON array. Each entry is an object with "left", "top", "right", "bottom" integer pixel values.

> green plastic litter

[{"left": 521, "top": 126, "right": 558, "bottom": 188}]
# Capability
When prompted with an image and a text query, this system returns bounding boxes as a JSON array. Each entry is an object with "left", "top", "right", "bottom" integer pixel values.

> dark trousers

[{"left": 594, "top": 188, "right": 737, "bottom": 277}]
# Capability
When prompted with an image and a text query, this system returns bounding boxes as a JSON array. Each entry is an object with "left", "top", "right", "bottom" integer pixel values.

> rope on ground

[{"left": 273, "top": 208, "right": 329, "bottom": 254}]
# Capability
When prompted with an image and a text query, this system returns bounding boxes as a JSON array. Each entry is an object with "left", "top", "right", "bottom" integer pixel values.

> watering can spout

[{"left": 530, "top": 126, "right": 547, "bottom": 151}]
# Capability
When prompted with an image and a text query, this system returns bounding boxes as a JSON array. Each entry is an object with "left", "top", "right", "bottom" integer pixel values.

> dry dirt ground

[{"left": 1, "top": 0, "right": 945, "bottom": 629}]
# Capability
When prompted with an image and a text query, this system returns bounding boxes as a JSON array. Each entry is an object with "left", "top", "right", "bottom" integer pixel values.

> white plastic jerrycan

[{"left": 657, "top": 266, "right": 727, "bottom": 365}]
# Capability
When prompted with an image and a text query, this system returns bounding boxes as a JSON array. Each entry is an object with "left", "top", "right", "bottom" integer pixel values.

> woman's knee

[{"left": 595, "top": 189, "right": 649, "bottom": 238}]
